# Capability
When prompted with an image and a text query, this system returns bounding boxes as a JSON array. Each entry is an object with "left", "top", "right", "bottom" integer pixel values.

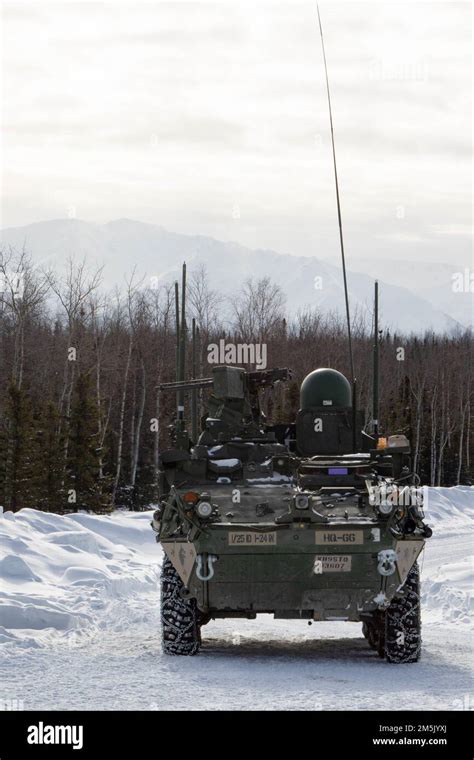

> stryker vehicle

[
  {"left": 152, "top": 10, "right": 432, "bottom": 662},
  {"left": 152, "top": 272, "right": 432, "bottom": 662}
]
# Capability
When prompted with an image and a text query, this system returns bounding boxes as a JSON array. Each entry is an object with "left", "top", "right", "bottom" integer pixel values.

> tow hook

[
  {"left": 196, "top": 554, "right": 218, "bottom": 581},
  {"left": 377, "top": 549, "right": 397, "bottom": 576}
]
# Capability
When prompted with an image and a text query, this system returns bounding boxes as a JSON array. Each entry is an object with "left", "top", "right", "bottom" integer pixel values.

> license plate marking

[
  {"left": 228, "top": 531, "right": 277, "bottom": 546},
  {"left": 314, "top": 554, "right": 352, "bottom": 572},
  {"left": 315, "top": 530, "right": 364, "bottom": 545}
]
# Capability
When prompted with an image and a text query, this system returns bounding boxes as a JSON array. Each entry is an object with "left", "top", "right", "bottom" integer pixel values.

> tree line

[{"left": 0, "top": 249, "right": 472, "bottom": 512}]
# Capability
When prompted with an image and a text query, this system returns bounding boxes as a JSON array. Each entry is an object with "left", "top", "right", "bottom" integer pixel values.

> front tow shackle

[{"left": 196, "top": 553, "right": 218, "bottom": 581}]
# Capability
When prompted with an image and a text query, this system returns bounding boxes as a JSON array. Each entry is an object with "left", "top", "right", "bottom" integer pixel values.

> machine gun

[
  {"left": 165, "top": 263, "right": 291, "bottom": 448},
  {"left": 159, "top": 366, "right": 291, "bottom": 394},
  {"left": 160, "top": 365, "right": 291, "bottom": 448}
]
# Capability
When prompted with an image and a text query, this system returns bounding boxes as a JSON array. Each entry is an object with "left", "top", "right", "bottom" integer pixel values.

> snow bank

[
  {"left": 0, "top": 508, "right": 160, "bottom": 649},
  {"left": 424, "top": 486, "right": 474, "bottom": 532},
  {"left": 421, "top": 487, "right": 474, "bottom": 624},
  {"left": 422, "top": 556, "right": 473, "bottom": 624},
  {"left": 0, "top": 487, "right": 472, "bottom": 651}
]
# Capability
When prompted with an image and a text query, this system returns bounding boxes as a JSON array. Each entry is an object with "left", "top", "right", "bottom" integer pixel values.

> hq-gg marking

[{"left": 151, "top": 8, "right": 432, "bottom": 662}]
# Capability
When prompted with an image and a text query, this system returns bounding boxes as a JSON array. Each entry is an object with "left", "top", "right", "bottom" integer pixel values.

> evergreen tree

[
  {"left": 35, "top": 401, "right": 65, "bottom": 512},
  {"left": 67, "top": 372, "right": 112, "bottom": 512},
  {"left": 388, "top": 375, "right": 412, "bottom": 438},
  {"left": 418, "top": 387, "right": 431, "bottom": 485},
  {"left": 0, "top": 384, "right": 39, "bottom": 511}
]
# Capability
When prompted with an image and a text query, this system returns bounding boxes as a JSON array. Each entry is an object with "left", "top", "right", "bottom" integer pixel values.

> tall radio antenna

[{"left": 317, "top": 4, "right": 354, "bottom": 384}]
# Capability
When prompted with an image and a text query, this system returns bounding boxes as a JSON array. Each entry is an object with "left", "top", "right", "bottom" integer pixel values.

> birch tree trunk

[
  {"left": 129, "top": 361, "right": 137, "bottom": 481},
  {"left": 113, "top": 333, "right": 133, "bottom": 499},
  {"left": 456, "top": 393, "right": 467, "bottom": 485},
  {"left": 430, "top": 385, "right": 438, "bottom": 486},
  {"left": 131, "top": 356, "right": 146, "bottom": 488},
  {"left": 410, "top": 376, "right": 425, "bottom": 477}
]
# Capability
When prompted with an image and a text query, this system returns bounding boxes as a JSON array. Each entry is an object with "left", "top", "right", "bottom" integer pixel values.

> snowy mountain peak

[{"left": 0, "top": 218, "right": 466, "bottom": 334}]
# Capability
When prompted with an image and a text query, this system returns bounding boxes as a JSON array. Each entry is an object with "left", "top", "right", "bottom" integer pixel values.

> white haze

[{"left": 1, "top": 1, "right": 472, "bottom": 271}]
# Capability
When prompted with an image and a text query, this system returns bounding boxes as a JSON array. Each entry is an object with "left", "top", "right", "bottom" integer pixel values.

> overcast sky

[{"left": 1, "top": 1, "right": 472, "bottom": 265}]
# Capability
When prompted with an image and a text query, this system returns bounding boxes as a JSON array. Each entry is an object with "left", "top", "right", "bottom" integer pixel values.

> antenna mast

[
  {"left": 317, "top": 4, "right": 354, "bottom": 384},
  {"left": 372, "top": 280, "right": 380, "bottom": 441}
]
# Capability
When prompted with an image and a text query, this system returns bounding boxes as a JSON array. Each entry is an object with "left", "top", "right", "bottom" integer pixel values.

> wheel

[
  {"left": 363, "top": 614, "right": 385, "bottom": 657},
  {"left": 376, "top": 624, "right": 386, "bottom": 659},
  {"left": 384, "top": 562, "right": 421, "bottom": 664},
  {"left": 160, "top": 555, "right": 201, "bottom": 655},
  {"left": 366, "top": 625, "right": 376, "bottom": 649},
  {"left": 362, "top": 620, "right": 376, "bottom": 650}
]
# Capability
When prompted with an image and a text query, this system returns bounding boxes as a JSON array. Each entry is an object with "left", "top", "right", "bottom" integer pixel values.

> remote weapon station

[{"left": 152, "top": 9, "right": 432, "bottom": 661}]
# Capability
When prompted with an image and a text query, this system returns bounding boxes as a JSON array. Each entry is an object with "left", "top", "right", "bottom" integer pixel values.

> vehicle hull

[{"left": 162, "top": 528, "right": 424, "bottom": 622}]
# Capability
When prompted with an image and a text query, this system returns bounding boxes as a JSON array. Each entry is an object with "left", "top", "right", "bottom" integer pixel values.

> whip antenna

[{"left": 317, "top": 4, "right": 354, "bottom": 384}]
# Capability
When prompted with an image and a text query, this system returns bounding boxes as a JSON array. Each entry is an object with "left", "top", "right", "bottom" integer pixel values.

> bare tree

[
  {"left": 147, "top": 283, "right": 174, "bottom": 497},
  {"left": 229, "top": 276, "right": 286, "bottom": 340},
  {"left": 187, "top": 264, "right": 223, "bottom": 335},
  {"left": 0, "top": 246, "right": 51, "bottom": 388},
  {"left": 112, "top": 270, "right": 146, "bottom": 498},
  {"left": 46, "top": 256, "right": 103, "bottom": 473}
]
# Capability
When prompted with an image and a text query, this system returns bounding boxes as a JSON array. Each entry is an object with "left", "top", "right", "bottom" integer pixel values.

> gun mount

[{"left": 161, "top": 366, "right": 292, "bottom": 448}]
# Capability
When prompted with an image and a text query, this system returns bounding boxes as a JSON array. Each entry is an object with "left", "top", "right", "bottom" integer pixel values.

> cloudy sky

[{"left": 1, "top": 1, "right": 472, "bottom": 265}]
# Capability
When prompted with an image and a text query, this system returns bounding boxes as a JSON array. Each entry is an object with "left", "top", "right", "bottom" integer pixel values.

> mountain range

[{"left": 1, "top": 218, "right": 471, "bottom": 334}]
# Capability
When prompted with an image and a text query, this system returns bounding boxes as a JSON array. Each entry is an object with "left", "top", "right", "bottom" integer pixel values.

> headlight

[
  {"left": 196, "top": 501, "right": 213, "bottom": 519},
  {"left": 183, "top": 491, "right": 200, "bottom": 506},
  {"left": 378, "top": 501, "right": 394, "bottom": 516},
  {"left": 295, "top": 494, "right": 309, "bottom": 509}
]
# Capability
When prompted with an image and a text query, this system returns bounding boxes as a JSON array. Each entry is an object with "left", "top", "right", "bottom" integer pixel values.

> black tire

[
  {"left": 161, "top": 556, "right": 201, "bottom": 656},
  {"left": 363, "top": 614, "right": 385, "bottom": 657},
  {"left": 384, "top": 562, "right": 421, "bottom": 663},
  {"left": 376, "top": 625, "right": 386, "bottom": 659},
  {"left": 367, "top": 625, "right": 377, "bottom": 650}
]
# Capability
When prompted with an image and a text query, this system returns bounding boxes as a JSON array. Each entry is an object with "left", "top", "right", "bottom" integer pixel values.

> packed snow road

[{"left": 0, "top": 488, "right": 472, "bottom": 711}]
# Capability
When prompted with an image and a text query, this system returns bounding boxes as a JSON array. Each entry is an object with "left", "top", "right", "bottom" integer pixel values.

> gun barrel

[
  {"left": 160, "top": 378, "right": 214, "bottom": 392},
  {"left": 247, "top": 368, "right": 292, "bottom": 386},
  {"left": 160, "top": 368, "right": 291, "bottom": 394}
]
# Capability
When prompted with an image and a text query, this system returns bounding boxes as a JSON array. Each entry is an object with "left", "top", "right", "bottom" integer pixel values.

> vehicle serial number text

[{"left": 228, "top": 532, "right": 277, "bottom": 546}]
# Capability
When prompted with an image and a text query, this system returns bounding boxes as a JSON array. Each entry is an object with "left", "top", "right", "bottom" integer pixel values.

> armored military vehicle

[
  {"left": 152, "top": 11, "right": 432, "bottom": 662},
  {"left": 152, "top": 272, "right": 432, "bottom": 662}
]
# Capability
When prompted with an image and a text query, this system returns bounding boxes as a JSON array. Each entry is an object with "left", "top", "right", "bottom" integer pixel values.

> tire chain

[
  {"left": 385, "top": 562, "right": 421, "bottom": 663},
  {"left": 161, "top": 556, "right": 201, "bottom": 656}
]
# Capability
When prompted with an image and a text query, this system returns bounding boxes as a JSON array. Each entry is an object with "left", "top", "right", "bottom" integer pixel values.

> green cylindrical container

[{"left": 300, "top": 368, "right": 352, "bottom": 408}]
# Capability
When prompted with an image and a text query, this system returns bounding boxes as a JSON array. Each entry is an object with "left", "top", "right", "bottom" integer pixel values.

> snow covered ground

[{"left": 0, "top": 487, "right": 472, "bottom": 711}]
